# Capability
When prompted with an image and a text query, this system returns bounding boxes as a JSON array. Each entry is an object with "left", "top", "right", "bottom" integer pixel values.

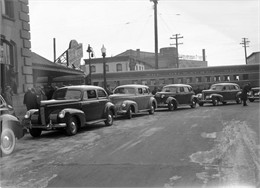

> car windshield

[
  {"left": 53, "top": 89, "right": 82, "bottom": 100},
  {"left": 114, "top": 87, "right": 135, "bottom": 94},
  {"left": 162, "top": 87, "right": 177, "bottom": 93},
  {"left": 210, "top": 85, "right": 223, "bottom": 91}
]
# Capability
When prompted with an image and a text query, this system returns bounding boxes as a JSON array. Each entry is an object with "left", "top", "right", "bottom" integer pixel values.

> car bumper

[
  {"left": 157, "top": 103, "right": 168, "bottom": 108},
  {"left": 25, "top": 121, "right": 66, "bottom": 130},
  {"left": 198, "top": 99, "right": 213, "bottom": 104}
]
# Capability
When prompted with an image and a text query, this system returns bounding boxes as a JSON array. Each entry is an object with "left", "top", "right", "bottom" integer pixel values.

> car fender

[
  {"left": 50, "top": 108, "right": 85, "bottom": 127},
  {"left": 210, "top": 94, "right": 224, "bottom": 102},
  {"left": 236, "top": 91, "right": 242, "bottom": 97},
  {"left": 0, "top": 114, "right": 25, "bottom": 139},
  {"left": 103, "top": 102, "right": 117, "bottom": 118},
  {"left": 166, "top": 97, "right": 179, "bottom": 106},
  {"left": 121, "top": 100, "right": 138, "bottom": 113},
  {"left": 149, "top": 97, "right": 157, "bottom": 109},
  {"left": 190, "top": 95, "right": 198, "bottom": 103}
]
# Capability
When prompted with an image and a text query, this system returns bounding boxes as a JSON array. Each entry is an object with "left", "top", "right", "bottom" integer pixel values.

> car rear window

[
  {"left": 210, "top": 85, "right": 222, "bottom": 91},
  {"left": 162, "top": 87, "right": 177, "bottom": 93},
  {"left": 53, "top": 89, "right": 81, "bottom": 100},
  {"left": 114, "top": 87, "right": 135, "bottom": 94}
]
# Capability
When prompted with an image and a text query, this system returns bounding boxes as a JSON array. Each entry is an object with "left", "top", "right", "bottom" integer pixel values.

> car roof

[
  {"left": 115, "top": 84, "right": 149, "bottom": 88},
  {"left": 163, "top": 84, "right": 192, "bottom": 87},
  {"left": 212, "top": 83, "right": 239, "bottom": 86},
  {"left": 58, "top": 85, "right": 104, "bottom": 91}
]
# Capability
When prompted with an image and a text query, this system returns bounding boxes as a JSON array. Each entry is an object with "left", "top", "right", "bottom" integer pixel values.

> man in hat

[{"left": 241, "top": 82, "right": 251, "bottom": 106}]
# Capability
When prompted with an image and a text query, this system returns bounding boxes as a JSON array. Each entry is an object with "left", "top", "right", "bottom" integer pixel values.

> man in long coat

[{"left": 241, "top": 83, "right": 251, "bottom": 106}]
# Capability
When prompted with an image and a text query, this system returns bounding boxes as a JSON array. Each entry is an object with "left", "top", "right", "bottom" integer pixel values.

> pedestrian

[
  {"left": 23, "top": 88, "right": 38, "bottom": 110},
  {"left": 4, "top": 86, "right": 13, "bottom": 106},
  {"left": 152, "top": 87, "right": 158, "bottom": 95},
  {"left": 241, "top": 82, "right": 251, "bottom": 106},
  {"left": 106, "top": 84, "right": 112, "bottom": 95},
  {"left": 35, "top": 86, "right": 47, "bottom": 108}
]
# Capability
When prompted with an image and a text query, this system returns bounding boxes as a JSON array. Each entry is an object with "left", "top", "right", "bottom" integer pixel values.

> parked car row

[{"left": 1, "top": 82, "right": 258, "bottom": 155}]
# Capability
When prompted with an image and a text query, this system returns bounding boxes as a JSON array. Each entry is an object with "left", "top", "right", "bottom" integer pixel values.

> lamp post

[
  {"left": 86, "top": 44, "right": 93, "bottom": 85},
  {"left": 101, "top": 45, "right": 107, "bottom": 92}
]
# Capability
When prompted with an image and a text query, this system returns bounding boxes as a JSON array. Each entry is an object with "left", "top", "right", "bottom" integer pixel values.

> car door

[
  {"left": 134, "top": 87, "right": 146, "bottom": 111},
  {"left": 184, "top": 86, "right": 193, "bottom": 104},
  {"left": 229, "top": 85, "right": 238, "bottom": 100},
  {"left": 142, "top": 87, "right": 152, "bottom": 109},
  {"left": 81, "top": 90, "right": 99, "bottom": 121},
  {"left": 175, "top": 87, "right": 185, "bottom": 104},
  {"left": 96, "top": 89, "right": 109, "bottom": 119},
  {"left": 222, "top": 85, "right": 231, "bottom": 100}
]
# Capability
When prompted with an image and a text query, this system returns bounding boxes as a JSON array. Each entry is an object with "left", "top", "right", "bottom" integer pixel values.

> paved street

[{"left": 1, "top": 102, "right": 259, "bottom": 188}]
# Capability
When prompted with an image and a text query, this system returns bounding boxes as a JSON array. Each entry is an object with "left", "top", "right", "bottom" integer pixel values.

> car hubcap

[
  {"left": 70, "top": 121, "right": 76, "bottom": 133},
  {"left": 108, "top": 114, "right": 112, "bottom": 124},
  {"left": 2, "top": 134, "right": 13, "bottom": 151},
  {"left": 151, "top": 106, "right": 154, "bottom": 113}
]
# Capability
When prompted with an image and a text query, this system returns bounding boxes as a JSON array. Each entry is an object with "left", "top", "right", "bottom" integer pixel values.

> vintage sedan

[
  {"left": 248, "top": 87, "right": 260, "bottom": 102},
  {"left": 24, "top": 85, "right": 116, "bottom": 137},
  {"left": 109, "top": 84, "right": 157, "bottom": 119},
  {"left": 154, "top": 84, "right": 198, "bottom": 111},
  {"left": 1, "top": 95, "right": 26, "bottom": 156},
  {"left": 197, "top": 83, "right": 242, "bottom": 106}
]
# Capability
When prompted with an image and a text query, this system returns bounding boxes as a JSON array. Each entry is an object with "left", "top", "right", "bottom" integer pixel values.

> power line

[{"left": 170, "top": 34, "right": 183, "bottom": 68}]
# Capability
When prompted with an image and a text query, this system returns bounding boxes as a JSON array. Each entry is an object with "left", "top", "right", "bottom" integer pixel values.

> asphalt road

[{"left": 1, "top": 101, "right": 259, "bottom": 188}]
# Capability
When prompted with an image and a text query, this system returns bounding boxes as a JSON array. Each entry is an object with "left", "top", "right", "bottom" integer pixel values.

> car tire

[
  {"left": 29, "top": 128, "right": 42, "bottom": 138},
  {"left": 66, "top": 117, "right": 78, "bottom": 136},
  {"left": 168, "top": 101, "right": 175, "bottom": 111},
  {"left": 222, "top": 102, "right": 227, "bottom": 105},
  {"left": 249, "top": 99, "right": 255, "bottom": 102},
  {"left": 212, "top": 98, "right": 219, "bottom": 106},
  {"left": 126, "top": 107, "right": 132, "bottom": 119},
  {"left": 190, "top": 99, "right": 197, "bottom": 108},
  {"left": 105, "top": 109, "right": 113, "bottom": 126},
  {"left": 236, "top": 96, "right": 242, "bottom": 104},
  {"left": 1, "top": 128, "right": 16, "bottom": 156},
  {"left": 149, "top": 103, "right": 155, "bottom": 114},
  {"left": 198, "top": 102, "right": 204, "bottom": 106}
]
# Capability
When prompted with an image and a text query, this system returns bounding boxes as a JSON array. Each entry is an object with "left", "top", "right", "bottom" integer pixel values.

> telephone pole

[
  {"left": 150, "top": 0, "right": 159, "bottom": 69},
  {"left": 240, "top": 38, "right": 250, "bottom": 64},
  {"left": 170, "top": 34, "right": 183, "bottom": 68}
]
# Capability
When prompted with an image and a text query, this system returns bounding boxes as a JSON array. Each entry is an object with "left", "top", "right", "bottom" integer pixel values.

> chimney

[{"left": 202, "top": 49, "right": 206, "bottom": 61}]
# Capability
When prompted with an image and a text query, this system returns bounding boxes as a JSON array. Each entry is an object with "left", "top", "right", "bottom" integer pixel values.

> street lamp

[
  {"left": 86, "top": 44, "right": 93, "bottom": 85},
  {"left": 101, "top": 45, "right": 107, "bottom": 92}
]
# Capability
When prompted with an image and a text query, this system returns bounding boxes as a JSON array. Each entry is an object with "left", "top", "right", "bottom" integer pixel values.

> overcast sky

[{"left": 29, "top": 0, "right": 259, "bottom": 67}]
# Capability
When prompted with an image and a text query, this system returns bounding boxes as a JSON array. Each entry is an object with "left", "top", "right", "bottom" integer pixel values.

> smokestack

[{"left": 202, "top": 49, "right": 206, "bottom": 61}]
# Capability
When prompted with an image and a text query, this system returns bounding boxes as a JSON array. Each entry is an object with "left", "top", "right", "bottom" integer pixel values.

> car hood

[{"left": 40, "top": 99, "right": 79, "bottom": 106}]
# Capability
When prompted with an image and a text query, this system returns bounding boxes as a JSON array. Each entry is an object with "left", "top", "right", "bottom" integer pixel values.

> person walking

[
  {"left": 241, "top": 83, "right": 251, "bottom": 106},
  {"left": 4, "top": 86, "right": 13, "bottom": 106},
  {"left": 23, "top": 88, "right": 38, "bottom": 110}
]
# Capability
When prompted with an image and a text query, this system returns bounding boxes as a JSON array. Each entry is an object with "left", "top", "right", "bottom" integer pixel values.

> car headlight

[
  {"left": 24, "top": 111, "right": 31, "bottom": 119},
  {"left": 197, "top": 93, "right": 202, "bottom": 98},
  {"left": 161, "top": 95, "right": 165, "bottom": 99},
  {"left": 121, "top": 103, "right": 126, "bottom": 108},
  {"left": 58, "top": 110, "right": 66, "bottom": 118}
]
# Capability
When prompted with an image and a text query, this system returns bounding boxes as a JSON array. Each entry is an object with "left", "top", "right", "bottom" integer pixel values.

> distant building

[
  {"left": 83, "top": 56, "right": 152, "bottom": 74},
  {"left": 247, "top": 52, "right": 260, "bottom": 65},
  {"left": 116, "top": 47, "right": 207, "bottom": 69}
]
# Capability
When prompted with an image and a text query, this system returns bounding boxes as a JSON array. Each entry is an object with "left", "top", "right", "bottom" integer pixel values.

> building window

[
  {"left": 142, "top": 80, "right": 147, "bottom": 85},
  {"left": 196, "top": 77, "right": 201, "bottom": 83},
  {"left": 116, "top": 63, "right": 122, "bottom": 71},
  {"left": 242, "top": 74, "right": 249, "bottom": 80},
  {"left": 214, "top": 76, "right": 220, "bottom": 82},
  {"left": 177, "top": 78, "right": 183, "bottom": 84},
  {"left": 106, "top": 64, "right": 109, "bottom": 72},
  {"left": 159, "top": 79, "right": 165, "bottom": 84},
  {"left": 224, "top": 75, "right": 230, "bottom": 81},
  {"left": 233, "top": 75, "right": 239, "bottom": 81},
  {"left": 91, "top": 65, "right": 96, "bottom": 73},
  {"left": 132, "top": 80, "right": 138, "bottom": 84},
  {"left": 3, "top": 0, "right": 14, "bottom": 18},
  {"left": 150, "top": 79, "right": 156, "bottom": 85},
  {"left": 187, "top": 77, "right": 192, "bottom": 83},
  {"left": 205, "top": 76, "right": 211, "bottom": 82}
]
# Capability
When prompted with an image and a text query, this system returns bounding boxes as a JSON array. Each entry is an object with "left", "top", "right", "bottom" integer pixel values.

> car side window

[
  {"left": 235, "top": 85, "right": 240, "bottom": 90},
  {"left": 223, "top": 86, "right": 230, "bottom": 90},
  {"left": 230, "top": 85, "right": 235, "bottom": 90},
  {"left": 180, "top": 87, "right": 184, "bottom": 92},
  {"left": 138, "top": 88, "right": 143, "bottom": 94},
  {"left": 97, "top": 89, "right": 107, "bottom": 98},
  {"left": 143, "top": 88, "right": 149, "bottom": 95},
  {"left": 87, "top": 90, "right": 97, "bottom": 99},
  {"left": 83, "top": 91, "right": 88, "bottom": 100},
  {"left": 184, "top": 87, "right": 189, "bottom": 93}
]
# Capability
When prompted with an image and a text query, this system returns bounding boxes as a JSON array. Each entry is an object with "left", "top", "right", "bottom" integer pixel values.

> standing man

[
  {"left": 241, "top": 83, "right": 251, "bottom": 106},
  {"left": 23, "top": 88, "right": 38, "bottom": 110}
]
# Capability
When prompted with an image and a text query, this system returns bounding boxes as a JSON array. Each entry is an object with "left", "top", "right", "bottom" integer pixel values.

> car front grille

[{"left": 40, "top": 107, "right": 46, "bottom": 125}]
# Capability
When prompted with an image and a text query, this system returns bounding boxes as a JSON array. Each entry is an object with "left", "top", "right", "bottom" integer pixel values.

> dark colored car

[
  {"left": 109, "top": 84, "right": 157, "bottom": 119},
  {"left": 154, "top": 84, "right": 198, "bottom": 111},
  {"left": 248, "top": 87, "right": 260, "bottom": 102},
  {"left": 24, "top": 85, "right": 116, "bottom": 137},
  {"left": 197, "top": 83, "right": 242, "bottom": 106},
  {"left": 0, "top": 95, "right": 26, "bottom": 156}
]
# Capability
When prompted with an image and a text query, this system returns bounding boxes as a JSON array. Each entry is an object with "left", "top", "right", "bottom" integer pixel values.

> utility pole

[
  {"left": 240, "top": 38, "right": 250, "bottom": 64},
  {"left": 170, "top": 34, "right": 183, "bottom": 68},
  {"left": 150, "top": 0, "right": 159, "bottom": 69}
]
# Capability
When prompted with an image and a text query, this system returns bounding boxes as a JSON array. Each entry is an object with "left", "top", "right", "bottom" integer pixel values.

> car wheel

[
  {"left": 249, "top": 99, "right": 255, "bottom": 102},
  {"left": 29, "top": 128, "right": 42, "bottom": 137},
  {"left": 105, "top": 110, "right": 113, "bottom": 126},
  {"left": 236, "top": 96, "right": 242, "bottom": 104},
  {"left": 66, "top": 117, "right": 78, "bottom": 136},
  {"left": 222, "top": 101, "right": 227, "bottom": 105},
  {"left": 149, "top": 103, "right": 155, "bottom": 114},
  {"left": 1, "top": 128, "right": 16, "bottom": 156},
  {"left": 126, "top": 107, "right": 132, "bottom": 119},
  {"left": 212, "top": 98, "right": 219, "bottom": 106},
  {"left": 190, "top": 99, "right": 197, "bottom": 108},
  {"left": 198, "top": 102, "right": 204, "bottom": 106},
  {"left": 168, "top": 101, "right": 175, "bottom": 111}
]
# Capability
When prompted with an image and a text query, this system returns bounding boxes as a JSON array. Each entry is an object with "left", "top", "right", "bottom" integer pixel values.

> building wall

[
  {"left": 1, "top": 0, "right": 32, "bottom": 117},
  {"left": 247, "top": 52, "right": 260, "bottom": 64}
]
